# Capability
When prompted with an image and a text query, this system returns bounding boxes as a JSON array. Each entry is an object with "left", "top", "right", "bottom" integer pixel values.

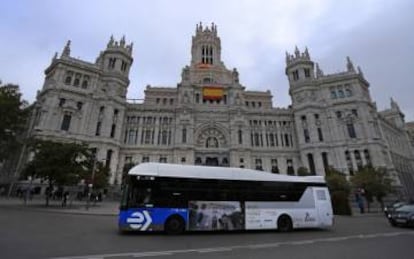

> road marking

[
  {"left": 197, "top": 247, "right": 234, "bottom": 253},
  {"left": 133, "top": 251, "right": 173, "bottom": 257},
  {"left": 50, "top": 231, "right": 414, "bottom": 259}
]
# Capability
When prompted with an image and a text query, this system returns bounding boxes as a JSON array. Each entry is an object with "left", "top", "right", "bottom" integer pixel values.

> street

[{"left": 0, "top": 207, "right": 413, "bottom": 259}]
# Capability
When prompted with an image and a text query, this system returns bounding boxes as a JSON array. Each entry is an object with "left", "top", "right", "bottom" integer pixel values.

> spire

[
  {"left": 294, "top": 46, "right": 300, "bottom": 58},
  {"left": 285, "top": 51, "right": 290, "bottom": 63},
  {"left": 120, "top": 35, "right": 125, "bottom": 47},
  {"left": 390, "top": 97, "right": 400, "bottom": 111},
  {"left": 316, "top": 63, "right": 324, "bottom": 78},
  {"left": 52, "top": 52, "right": 58, "bottom": 62},
  {"left": 107, "top": 35, "right": 114, "bottom": 48},
  {"left": 304, "top": 47, "right": 310, "bottom": 59},
  {"left": 357, "top": 66, "right": 364, "bottom": 77},
  {"left": 128, "top": 42, "right": 134, "bottom": 54},
  {"left": 346, "top": 56, "right": 355, "bottom": 72},
  {"left": 61, "top": 40, "right": 71, "bottom": 57}
]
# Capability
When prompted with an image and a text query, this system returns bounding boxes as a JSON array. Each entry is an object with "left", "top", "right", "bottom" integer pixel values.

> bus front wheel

[
  {"left": 165, "top": 215, "right": 185, "bottom": 235},
  {"left": 277, "top": 215, "right": 293, "bottom": 232}
]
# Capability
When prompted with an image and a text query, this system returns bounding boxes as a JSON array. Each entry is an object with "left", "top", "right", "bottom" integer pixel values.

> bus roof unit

[{"left": 129, "top": 163, "right": 325, "bottom": 183}]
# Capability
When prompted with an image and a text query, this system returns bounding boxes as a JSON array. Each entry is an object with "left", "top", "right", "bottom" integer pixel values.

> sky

[{"left": 1, "top": 0, "right": 414, "bottom": 120}]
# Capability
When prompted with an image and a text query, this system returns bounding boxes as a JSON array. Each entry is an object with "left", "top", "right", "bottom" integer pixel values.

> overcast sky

[{"left": 1, "top": 0, "right": 413, "bottom": 120}]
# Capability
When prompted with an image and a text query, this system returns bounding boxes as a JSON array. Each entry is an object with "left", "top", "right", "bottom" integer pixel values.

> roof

[{"left": 128, "top": 163, "right": 325, "bottom": 183}]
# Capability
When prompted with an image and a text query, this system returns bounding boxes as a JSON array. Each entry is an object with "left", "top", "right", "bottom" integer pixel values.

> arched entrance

[{"left": 195, "top": 126, "right": 229, "bottom": 167}]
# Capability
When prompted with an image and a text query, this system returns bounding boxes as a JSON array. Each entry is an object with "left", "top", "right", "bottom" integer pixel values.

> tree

[
  {"left": 121, "top": 162, "right": 135, "bottom": 185},
  {"left": 0, "top": 83, "right": 29, "bottom": 162},
  {"left": 297, "top": 167, "right": 311, "bottom": 176},
  {"left": 22, "top": 140, "right": 90, "bottom": 206},
  {"left": 87, "top": 160, "right": 110, "bottom": 190},
  {"left": 325, "top": 167, "right": 352, "bottom": 215},
  {"left": 351, "top": 165, "right": 394, "bottom": 212}
]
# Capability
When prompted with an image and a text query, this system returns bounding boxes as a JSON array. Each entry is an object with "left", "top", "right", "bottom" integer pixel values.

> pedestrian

[
  {"left": 62, "top": 191, "right": 69, "bottom": 207},
  {"left": 356, "top": 192, "right": 365, "bottom": 214}
]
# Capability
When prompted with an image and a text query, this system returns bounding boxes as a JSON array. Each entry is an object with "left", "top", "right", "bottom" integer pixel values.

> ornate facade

[{"left": 26, "top": 23, "right": 414, "bottom": 198}]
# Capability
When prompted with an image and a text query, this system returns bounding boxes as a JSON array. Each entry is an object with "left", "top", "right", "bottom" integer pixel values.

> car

[
  {"left": 388, "top": 204, "right": 414, "bottom": 228},
  {"left": 384, "top": 201, "right": 407, "bottom": 219}
]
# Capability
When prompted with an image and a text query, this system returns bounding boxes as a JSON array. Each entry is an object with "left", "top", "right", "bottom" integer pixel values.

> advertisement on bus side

[{"left": 188, "top": 201, "right": 244, "bottom": 231}]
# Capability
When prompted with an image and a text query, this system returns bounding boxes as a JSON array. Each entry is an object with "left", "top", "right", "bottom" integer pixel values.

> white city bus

[{"left": 119, "top": 163, "right": 333, "bottom": 234}]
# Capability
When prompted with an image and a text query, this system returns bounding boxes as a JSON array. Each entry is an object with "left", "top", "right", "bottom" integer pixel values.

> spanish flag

[{"left": 203, "top": 86, "right": 223, "bottom": 100}]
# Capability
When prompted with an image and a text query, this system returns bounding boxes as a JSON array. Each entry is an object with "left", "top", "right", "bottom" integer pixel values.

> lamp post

[
  {"left": 86, "top": 156, "right": 97, "bottom": 210},
  {"left": 86, "top": 158, "right": 106, "bottom": 210}
]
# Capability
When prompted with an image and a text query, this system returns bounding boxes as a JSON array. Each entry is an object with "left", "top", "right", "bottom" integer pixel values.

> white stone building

[{"left": 26, "top": 23, "right": 414, "bottom": 198}]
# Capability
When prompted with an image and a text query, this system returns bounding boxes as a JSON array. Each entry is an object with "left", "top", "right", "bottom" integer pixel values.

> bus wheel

[
  {"left": 277, "top": 215, "right": 293, "bottom": 232},
  {"left": 165, "top": 215, "right": 185, "bottom": 235}
]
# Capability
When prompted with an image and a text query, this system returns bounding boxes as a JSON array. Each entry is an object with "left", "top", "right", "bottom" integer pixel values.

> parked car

[
  {"left": 388, "top": 204, "right": 414, "bottom": 227},
  {"left": 384, "top": 202, "right": 407, "bottom": 218}
]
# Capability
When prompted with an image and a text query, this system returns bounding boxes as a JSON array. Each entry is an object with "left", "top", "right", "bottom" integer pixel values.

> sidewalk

[{"left": 0, "top": 196, "right": 119, "bottom": 216}]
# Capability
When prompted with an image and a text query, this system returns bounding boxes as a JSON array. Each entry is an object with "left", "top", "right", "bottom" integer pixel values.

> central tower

[{"left": 190, "top": 22, "right": 223, "bottom": 67}]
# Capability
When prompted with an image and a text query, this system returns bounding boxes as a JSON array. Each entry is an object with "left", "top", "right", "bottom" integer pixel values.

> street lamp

[{"left": 86, "top": 158, "right": 105, "bottom": 210}]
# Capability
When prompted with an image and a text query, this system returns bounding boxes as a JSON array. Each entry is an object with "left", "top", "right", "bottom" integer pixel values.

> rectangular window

[
  {"left": 304, "top": 129, "right": 310, "bottom": 143},
  {"left": 182, "top": 128, "right": 187, "bottom": 143},
  {"left": 347, "top": 123, "right": 357, "bottom": 138},
  {"left": 287, "top": 159, "right": 294, "bottom": 175},
  {"left": 292, "top": 70, "right": 299, "bottom": 81},
  {"left": 128, "top": 130, "right": 136, "bottom": 144},
  {"left": 318, "top": 128, "right": 324, "bottom": 142},
  {"left": 95, "top": 122, "right": 101, "bottom": 136},
  {"left": 255, "top": 159, "right": 263, "bottom": 171},
  {"left": 110, "top": 124, "right": 116, "bottom": 138},
  {"left": 322, "top": 152, "right": 329, "bottom": 173},
  {"left": 238, "top": 130, "right": 243, "bottom": 144},
  {"left": 159, "top": 157, "right": 167, "bottom": 163},
  {"left": 61, "top": 114, "right": 71, "bottom": 131},
  {"left": 304, "top": 68, "right": 311, "bottom": 78}
]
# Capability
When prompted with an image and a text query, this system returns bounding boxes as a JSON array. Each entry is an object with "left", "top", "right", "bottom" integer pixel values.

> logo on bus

[{"left": 126, "top": 211, "right": 152, "bottom": 230}]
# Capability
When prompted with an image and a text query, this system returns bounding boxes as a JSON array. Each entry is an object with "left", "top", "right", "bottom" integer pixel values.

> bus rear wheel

[
  {"left": 277, "top": 215, "right": 293, "bottom": 232},
  {"left": 165, "top": 216, "right": 185, "bottom": 235}
]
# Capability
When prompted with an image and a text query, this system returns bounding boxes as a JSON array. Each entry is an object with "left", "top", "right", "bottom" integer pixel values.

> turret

[
  {"left": 96, "top": 35, "right": 134, "bottom": 77},
  {"left": 285, "top": 46, "right": 315, "bottom": 85}
]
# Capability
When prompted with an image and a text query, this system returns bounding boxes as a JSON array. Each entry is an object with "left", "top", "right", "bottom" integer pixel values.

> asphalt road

[{"left": 1, "top": 207, "right": 413, "bottom": 259}]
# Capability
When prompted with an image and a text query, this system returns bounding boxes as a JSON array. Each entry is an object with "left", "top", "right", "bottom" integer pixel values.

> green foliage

[
  {"left": 90, "top": 161, "right": 110, "bottom": 190},
  {"left": 325, "top": 167, "right": 352, "bottom": 215},
  {"left": 0, "top": 83, "right": 29, "bottom": 161},
  {"left": 297, "top": 167, "right": 311, "bottom": 176},
  {"left": 351, "top": 165, "right": 394, "bottom": 208},
  {"left": 22, "top": 140, "right": 90, "bottom": 186}
]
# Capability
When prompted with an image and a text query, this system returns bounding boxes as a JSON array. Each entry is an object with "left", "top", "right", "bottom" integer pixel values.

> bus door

[{"left": 313, "top": 187, "right": 333, "bottom": 227}]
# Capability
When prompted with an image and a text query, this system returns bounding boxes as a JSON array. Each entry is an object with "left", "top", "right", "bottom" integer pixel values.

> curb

[{"left": 0, "top": 203, "right": 118, "bottom": 217}]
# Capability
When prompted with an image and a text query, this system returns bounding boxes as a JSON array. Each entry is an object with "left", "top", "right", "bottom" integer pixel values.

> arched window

[
  {"left": 64, "top": 71, "right": 73, "bottom": 85},
  {"left": 338, "top": 89, "right": 345, "bottom": 98},
  {"left": 73, "top": 73, "right": 81, "bottom": 87},
  {"left": 206, "top": 137, "right": 218, "bottom": 148},
  {"left": 81, "top": 75, "right": 89, "bottom": 89}
]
